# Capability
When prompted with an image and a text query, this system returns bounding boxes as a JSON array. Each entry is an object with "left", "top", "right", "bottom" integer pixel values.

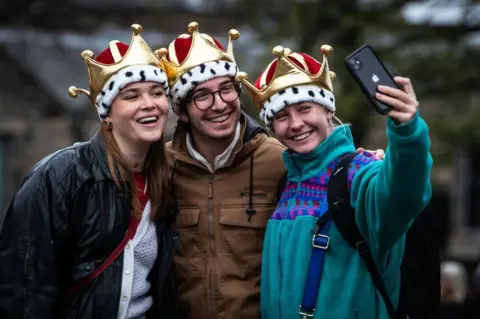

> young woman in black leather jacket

[{"left": 0, "top": 24, "right": 180, "bottom": 319}]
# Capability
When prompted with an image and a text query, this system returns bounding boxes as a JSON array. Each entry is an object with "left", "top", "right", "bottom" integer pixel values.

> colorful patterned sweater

[{"left": 261, "top": 115, "right": 433, "bottom": 319}]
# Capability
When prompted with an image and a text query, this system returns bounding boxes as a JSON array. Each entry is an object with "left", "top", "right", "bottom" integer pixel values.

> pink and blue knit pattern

[{"left": 272, "top": 152, "right": 379, "bottom": 221}]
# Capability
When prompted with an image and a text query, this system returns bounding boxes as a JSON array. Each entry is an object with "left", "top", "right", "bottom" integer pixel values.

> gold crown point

[
  {"left": 131, "top": 24, "right": 143, "bottom": 35},
  {"left": 272, "top": 46, "right": 285, "bottom": 57},
  {"left": 81, "top": 50, "right": 94, "bottom": 59},
  {"left": 284, "top": 48, "right": 292, "bottom": 55},
  {"left": 155, "top": 48, "right": 168, "bottom": 58},
  {"left": 229, "top": 29, "right": 240, "bottom": 40},
  {"left": 68, "top": 86, "right": 79, "bottom": 98},
  {"left": 330, "top": 71, "right": 336, "bottom": 80},
  {"left": 320, "top": 45, "right": 333, "bottom": 56},
  {"left": 236, "top": 71, "right": 248, "bottom": 82},
  {"left": 188, "top": 22, "right": 199, "bottom": 34}
]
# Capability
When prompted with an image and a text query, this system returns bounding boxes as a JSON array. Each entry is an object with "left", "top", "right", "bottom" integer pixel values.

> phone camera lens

[{"left": 350, "top": 58, "right": 362, "bottom": 70}]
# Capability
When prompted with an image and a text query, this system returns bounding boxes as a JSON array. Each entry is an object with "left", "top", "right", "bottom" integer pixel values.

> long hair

[{"left": 100, "top": 122, "right": 169, "bottom": 220}]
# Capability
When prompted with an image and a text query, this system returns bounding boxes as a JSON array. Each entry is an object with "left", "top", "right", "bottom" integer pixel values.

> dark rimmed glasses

[{"left": 189, "top": 83, "right": 240, "bottom": 110}]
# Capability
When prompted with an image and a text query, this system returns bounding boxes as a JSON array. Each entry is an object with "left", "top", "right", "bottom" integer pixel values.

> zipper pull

[{"left": 246, "top": 208, "right": 256, "bottom": 222}]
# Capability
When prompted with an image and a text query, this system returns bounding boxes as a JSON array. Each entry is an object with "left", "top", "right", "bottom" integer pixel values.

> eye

[
  {"left": 274, "top": 113, "right": 288, "bottom": 122},
  {"left": 123, "top": 94, "right": 137, "bottom": 100},
  {"left": 220, "top": 84, "right": 235, "bottom": 93},
  {"left": 299, "top": 105, "right": 311, "bottom": 112},
  {"left": 153, "top": 90, "right": 164, "bottom": 97},
  {"left": 193, "top": 93, "right": 210, "bottom": 101}
]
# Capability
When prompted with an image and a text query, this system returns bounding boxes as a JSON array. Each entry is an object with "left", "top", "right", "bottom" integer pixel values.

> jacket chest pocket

[
  {"left": 174, "top": 208, "right": 200, "bottom": 252},
  {"left": 219, "top": 206, "right": 274, "bottom": 259},
  {"left": 173, "top": 208, "right": 202, "bottom": 275}
]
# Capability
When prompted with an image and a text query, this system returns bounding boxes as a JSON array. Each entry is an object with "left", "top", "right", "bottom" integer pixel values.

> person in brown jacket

[{"left": 156, "top": 21, "right": 384, "bottom": 319}]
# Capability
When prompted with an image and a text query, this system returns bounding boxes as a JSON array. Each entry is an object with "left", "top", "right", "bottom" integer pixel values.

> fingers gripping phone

[{"left": 344, "top": 44, "right": 398, "bottom": 115}]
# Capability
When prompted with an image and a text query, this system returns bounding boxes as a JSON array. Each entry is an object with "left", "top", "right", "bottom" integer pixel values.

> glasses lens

[
  {"left": 220, "top": 85, "right": 239, "bottom": 103},
  {"left": 194, "top": 94, "right": 214, "bottom": 110}
]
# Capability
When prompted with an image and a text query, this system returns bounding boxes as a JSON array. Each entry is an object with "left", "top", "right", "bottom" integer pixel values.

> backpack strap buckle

[
  {"left": 312, "top": 234, "right": 330, "bottom": 249},
  {"left": 299, "top": 306, "right": 315, "bottom": 318}
]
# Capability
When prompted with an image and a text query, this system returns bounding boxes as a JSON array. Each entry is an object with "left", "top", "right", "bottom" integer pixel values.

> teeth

[
  {"left": 208, "top": 114, "right": 229, "bottom": 123},
  {"left": 292, "top": 132, "right": 311, "bottom": 141},
  {"left": 138, "top": 116, "right": 157, "bottom": 123}
]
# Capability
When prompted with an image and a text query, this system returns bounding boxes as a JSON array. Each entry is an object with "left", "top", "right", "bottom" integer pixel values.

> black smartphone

[{"left": 344, "top": 44, "right": 398, "bottom": 115}]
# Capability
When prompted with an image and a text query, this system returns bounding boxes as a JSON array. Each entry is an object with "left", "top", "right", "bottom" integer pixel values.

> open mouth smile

[
  {"left": 206, "top": 112, "right": 231, "bottom": 123},
  {"left": 291, "top": 131, "right": 312, "bottom": 141},
  {"left": 137, "top": 116, "right": 159, "bottom": 125}
]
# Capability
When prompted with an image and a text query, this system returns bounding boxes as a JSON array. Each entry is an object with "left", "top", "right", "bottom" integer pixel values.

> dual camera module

[{"left": 348, "top": 58, "right": 362, "bottom": 70}]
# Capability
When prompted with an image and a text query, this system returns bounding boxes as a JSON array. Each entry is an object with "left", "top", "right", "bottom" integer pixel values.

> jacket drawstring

[{"left": 246, "top": 154, "right": 256, "bottom": 221}]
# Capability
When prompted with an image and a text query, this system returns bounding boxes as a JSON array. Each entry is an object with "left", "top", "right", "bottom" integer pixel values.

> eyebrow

[{"left": 192, "top": 80, "right": 234, "bottom": 95}]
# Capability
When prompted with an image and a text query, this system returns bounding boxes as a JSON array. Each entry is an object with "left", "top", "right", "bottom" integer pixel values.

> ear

[{"left": 327, "top": 111, "right": 334, "bottom": 120}]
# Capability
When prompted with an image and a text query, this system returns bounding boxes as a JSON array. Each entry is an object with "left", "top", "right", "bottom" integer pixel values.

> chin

[
  {"left": 208, "top": 126, "right": 236, "bottom": 141},
  {"left": 285, "top": 135, "right": 322, "bottom": 154},
  {"left": 137, "top": 132, "right": 163, "bottom": 144},
  {"left": 288, "top": 144, "right": 316, "bottom": 154}
]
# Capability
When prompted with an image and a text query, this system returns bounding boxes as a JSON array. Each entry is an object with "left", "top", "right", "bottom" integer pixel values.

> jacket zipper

[
  {"left": 278, "top": 170, "right": 302, "bottom": 318},
  {"left": 207, "top": 175, "right": 216, "bottom": 318}
]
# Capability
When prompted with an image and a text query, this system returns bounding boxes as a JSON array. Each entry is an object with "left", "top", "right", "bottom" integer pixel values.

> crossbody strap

[{"left": 67, "top": 215, "right": 141, "bottom": 295}]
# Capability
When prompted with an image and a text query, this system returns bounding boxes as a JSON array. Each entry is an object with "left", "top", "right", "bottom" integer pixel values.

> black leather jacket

[{"left": 0, "top": 133, "right": 180, "bottom": 319}]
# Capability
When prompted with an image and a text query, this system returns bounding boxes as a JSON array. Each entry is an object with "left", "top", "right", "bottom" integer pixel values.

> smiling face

[
  {"left": 179, "top": 76, "right": 241, "bottom": 143},
  {"left": 272, "top": 102, "right": 333, "bottom": 154},
  {"left": 106, "top": 81, "right": 169, "bottom": 151}
]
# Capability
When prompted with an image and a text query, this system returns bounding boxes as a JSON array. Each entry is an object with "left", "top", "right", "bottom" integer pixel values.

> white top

[{"left": 117, "top": 200, "right": 158, "bottom": 319}]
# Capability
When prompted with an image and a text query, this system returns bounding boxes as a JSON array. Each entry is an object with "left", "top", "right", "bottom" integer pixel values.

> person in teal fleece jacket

[{"left": 238, "top": 45, "right": 433, "bottom": 319}]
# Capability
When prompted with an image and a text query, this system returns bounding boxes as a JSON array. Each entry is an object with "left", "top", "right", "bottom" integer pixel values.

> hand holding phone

[
  {"left": 376, "top": 77, "right": 419, "bottom": 124},
  {"left": 344, "top": 44, "right": 419, "bottom": 123}
]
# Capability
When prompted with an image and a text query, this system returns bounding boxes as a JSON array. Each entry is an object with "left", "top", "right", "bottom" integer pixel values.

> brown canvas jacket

[{"left": 166, "top": 113, "right": 286, "bottom": 319}]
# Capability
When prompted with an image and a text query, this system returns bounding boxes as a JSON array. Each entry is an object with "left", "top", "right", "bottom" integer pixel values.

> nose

[
  {"left": 210, "top": 92, "right": 227, "bottom": 112},
  {"left": 289, "top": 113, "right": 304, "bottom": 131},
  {"left": 140, "top": 94, "right": 156, "bottom": 110}
]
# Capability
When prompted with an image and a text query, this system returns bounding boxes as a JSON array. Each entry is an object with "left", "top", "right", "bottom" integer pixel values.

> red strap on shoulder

[
  {"left": 68, "top": 173, "right": 148, "bottom": 296},
  {"left": 67, "top": 215, "right": 141, "bottom": 294}
]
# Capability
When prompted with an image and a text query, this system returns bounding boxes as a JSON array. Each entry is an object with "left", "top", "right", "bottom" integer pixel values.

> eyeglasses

[{"left": 189, "top": 83, "right": 240, "bottom": 110}]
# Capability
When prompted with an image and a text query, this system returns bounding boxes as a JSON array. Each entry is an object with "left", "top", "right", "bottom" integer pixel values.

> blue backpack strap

[{"left": 298, "top": 152, "right": 357, "bottom": 318}]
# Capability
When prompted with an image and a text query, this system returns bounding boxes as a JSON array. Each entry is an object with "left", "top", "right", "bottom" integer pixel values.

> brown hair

[{"left": 100, "top": 122, "right": 170, "bottom": 220}]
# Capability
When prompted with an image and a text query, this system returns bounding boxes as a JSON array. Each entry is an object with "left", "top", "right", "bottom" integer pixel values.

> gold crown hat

[
  {"left": 68, "top": 24, "right": 169, "bottom": 120},
  {"left": 237, "top": 45, "right": 336, "bottom": 129},
  {"left": 155, "top": 21, "right": 240, "bottom": 114}
]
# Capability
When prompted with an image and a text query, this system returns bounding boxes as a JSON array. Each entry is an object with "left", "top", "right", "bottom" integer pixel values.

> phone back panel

[{"left": 345, "top": 45, "right": 397, "bottom": 114}]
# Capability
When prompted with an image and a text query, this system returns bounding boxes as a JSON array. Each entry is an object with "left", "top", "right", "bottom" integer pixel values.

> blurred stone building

[{"left": 0, "top": 0, "right": 271, "bottom": 222}]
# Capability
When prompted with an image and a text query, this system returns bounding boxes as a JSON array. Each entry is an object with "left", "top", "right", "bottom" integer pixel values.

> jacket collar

[{"left": 243, "top": 111, "right": 268, "bottom": 143}]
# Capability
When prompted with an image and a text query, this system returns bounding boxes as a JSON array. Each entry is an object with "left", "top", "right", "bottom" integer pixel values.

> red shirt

[
  {"left": 134, "top": 171, "right": 149, "bottom": 212},
  {"left": 130, "top": 172, "right": 149, "bottom": 237}
]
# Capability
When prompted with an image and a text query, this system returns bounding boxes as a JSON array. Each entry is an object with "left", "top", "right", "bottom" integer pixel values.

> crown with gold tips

[
  {"left": 68, "top": 24, "right": 169, "bottom": 120},
  {"left": 155, "top": 21, "right": 240, "bottom": 113},
  {"left": 237, "top": 45, "right": 337, "bottom": 129}
]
